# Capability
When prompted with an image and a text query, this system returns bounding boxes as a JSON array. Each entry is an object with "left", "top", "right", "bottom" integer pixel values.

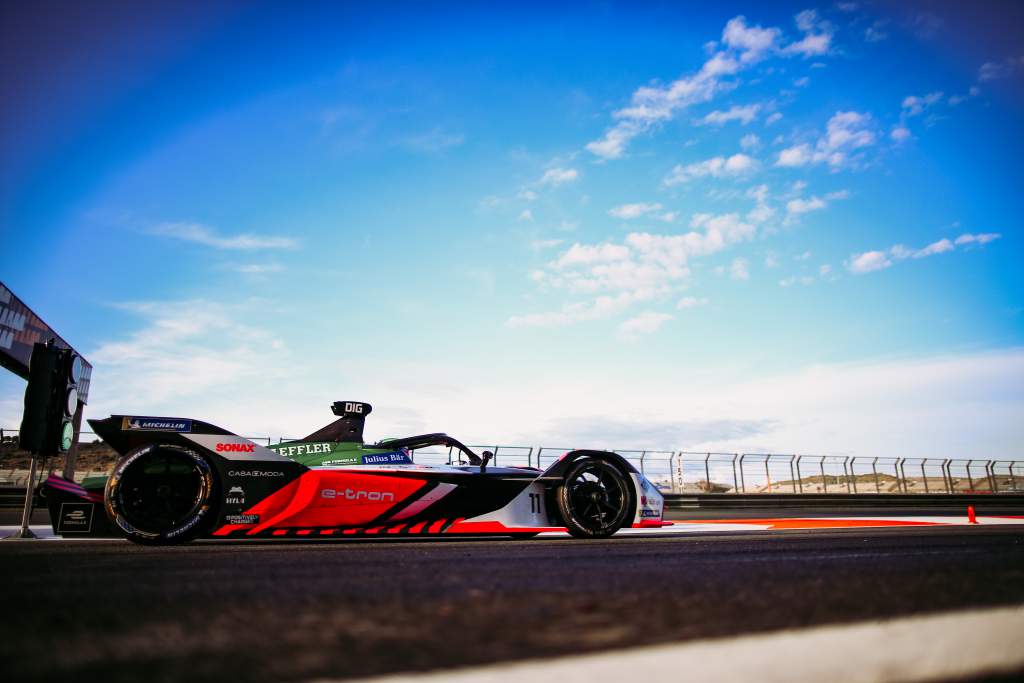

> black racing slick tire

[
  {"left": 105, "top": 443, "right": 219, "bottom": 545},
  {"left": 556, "top": 457, "right": 634, "bottom": 539}
]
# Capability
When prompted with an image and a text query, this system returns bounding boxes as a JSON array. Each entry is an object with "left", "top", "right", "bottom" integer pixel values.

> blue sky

[{"left": 1, "top": 1, "right": 1022, "bottom": 457}]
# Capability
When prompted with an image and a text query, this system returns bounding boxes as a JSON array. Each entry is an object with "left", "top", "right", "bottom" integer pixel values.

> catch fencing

[{"left": 1, "top": 427, "right": 1021, "bottom": 495}]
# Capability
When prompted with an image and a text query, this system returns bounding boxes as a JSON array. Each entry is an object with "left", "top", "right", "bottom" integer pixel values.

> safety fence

[{"left": 1, "top": 428, "right": 1022, "bottom": 495}]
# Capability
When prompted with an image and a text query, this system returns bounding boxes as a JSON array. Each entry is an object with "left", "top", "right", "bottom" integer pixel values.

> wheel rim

[
  {"left": 116, "top": 448, "right": 207, "bottom": 534},
  {"left": 565, "top": 462, "right": 628, "bottom": 532}
]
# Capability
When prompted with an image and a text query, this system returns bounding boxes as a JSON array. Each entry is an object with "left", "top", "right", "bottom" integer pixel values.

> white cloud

[
  {"left": 747, "top": 203, "right": 774, "bottom": 225},
  {"left": 511, "top": 213, "right": 755, "bottom": 326},
  {"left": 676, "top": 296, "right": 709, "bottom": 309},
  {"left": 776, "top": 143, "right": 813, "bottom": 167},
  {"left": 229, "top": 263, "right": 285, "bottom": 274},
  {"left": 747, "top": 184, "right": 769, "bottom": 203},
  {"left": 782, "top": 9, "right": 834, "bottom": 58},
  {"left": 818, "top": 263, "right": 832, "bottom": 276},
  {"left": 864, "top": 21, "right": 888, "bottom": 42},
  {"left": 746, "top": 184, "right": 774, "bottom": 224},
  {"left": 729, "top": 257, "right": 750, "bottom": 280},
  {"left": 85, "top": 300, "right": 294, "bottom": 422},
  {"left": 664, "top": 153, "right": 758, "bottom": 185},
  {"left": 608, "top": 202, "right": 663, "bottom": 220},
  {"left": 721, "top": 16, "right": 781, "bottom": 63},
  {"left": 848, "top": 232, "right": 1000, "bottom": 274},
  {"left": 148, "top": 222, "right": 299, "bottom": 250},
  {"left": 765, "top": 112, "right": 783, "bottom": 125},
  {"left": 5, "top": 320, "right": 1018, "bottom": 460},
  {"left": 775, "top": 111, "right": 875, "bottom": 168},
  {"left": 518, "top": 209, "right": 534, "bottom": 222},
  {"left": 901, "top": 91, "right": 943, "bottom": 117},
  {"left": 978, "top": 56, "right": 1024, "bottom": 82},
  {"left": 740, "top": 133, "right": 761, "bottom": 150},
  {"left": 848, "top": 250, "right": 892, "bottom": 274},
  {"left": 540, "top": 168, "right": 578, "bottom": 185},
  {"left": 764, "top": 253, "right": 780, "bottom": 268},
  {"left": 955, "top": 232, "right": 1001, "bottom": 246},
  {"left": 702, "top": 104, "right": 761, "bottom": 126},
  {"left": 585, "top": 14, "right": 834, "bottom": 160},
  {"left": 508, "top": 290, "right": 654, "bottom": 328},
  {"left": 913, "top": 238, "right": 954, "bottom": 258},
  {"left": 530, "top": 238, "right": 564, "bottom": 250},
  {"left": 793, "top": 76, "right": 810, "bottom": 87},
  {"left": 786, "top": 196, "right": 826, "bottom": 215},
  {"left": 555, "top": 242, "right": 631, "bottom": 269},
  {"left": 518, "top": 189, "right": 538, "bottom": 201},
  {"left": 784, "top": 191, "right": 848, "bottom": 222},
  {"left": 618, "top": 312, "right": 673, "bottom": 341},
  {"left": 891, "top": 126, "right": 912, "bottom": 142},
  {"left": 779, "top": 275, "right": 814, "bottom": 287},
  {"left": 820, "top": 111, "right": 875, "bottom": 162}
]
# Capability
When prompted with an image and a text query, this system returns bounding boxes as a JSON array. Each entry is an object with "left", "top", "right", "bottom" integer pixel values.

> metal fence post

[
  {"left": 704, "top": 453, "right": 711, "bottom": 492},
  {"left": 764, "top": 455, "right": 772, "bottom": 494},
  {"left": 796, "top": 456, "right": 804, "bottom": 493},
  {"left": 789, "top": 455, "right": 797, "bottom": 493},
  {"left": 920, "top": 460, "right": 929, "bottom": 494},
  {"left": 820, "top": 456, "right": 827, "bottom": 493},
  {"left": 966, "top": 459, "right": 975, "bottom": 492},
  {"left": 987, "top": 460, "right": 998, "bottom": 493},
  {"left": 943, "top": 459, "right": 953, "bottom": 493},
  {"left": 731, "top": 454, "right": 739, "bottom": 493},
  {"left": 843, "top": 458, "right": 852, "bottom": 493},
  {"left": 1009, "top": 462, "right": 1018, "bottom": 492},
  {"left": 738, "top": 454, "right": 747, "bottom": 493}
]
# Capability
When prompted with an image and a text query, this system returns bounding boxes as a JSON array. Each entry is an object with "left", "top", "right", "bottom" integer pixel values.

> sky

[{"left": 1, "top": 1, "right": 1022, "bottom": 458}]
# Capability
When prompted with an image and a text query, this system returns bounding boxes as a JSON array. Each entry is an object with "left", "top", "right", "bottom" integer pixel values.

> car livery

[{"left": 42, "top": 401, "right": 665, "bottom": 545}]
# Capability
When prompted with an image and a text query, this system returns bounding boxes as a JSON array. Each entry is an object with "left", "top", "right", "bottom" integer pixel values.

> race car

[{"left": 43, "top": 401, "right": 665, "bottom": 544}]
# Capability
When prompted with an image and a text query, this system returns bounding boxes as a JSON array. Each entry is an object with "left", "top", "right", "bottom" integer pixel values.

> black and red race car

[{"left": 43, "top": 401, "right": 665, "bottom": 544}]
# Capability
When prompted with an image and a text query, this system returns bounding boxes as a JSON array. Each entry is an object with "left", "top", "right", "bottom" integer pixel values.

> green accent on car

[{"left": 266, "top": 440, "right": 407, "bottom": 467}]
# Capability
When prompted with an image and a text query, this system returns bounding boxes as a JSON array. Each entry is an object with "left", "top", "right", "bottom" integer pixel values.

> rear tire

[
  {"left": 556, "top": 457, "right": 634, "bottom": 538},
  {"left": 105, "top": 443, "right": 218, "bottom": 545}
]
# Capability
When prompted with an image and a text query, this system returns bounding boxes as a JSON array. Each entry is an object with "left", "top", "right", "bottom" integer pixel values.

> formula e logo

[
  {"left": 57, "top": 503, "right": 94, "bottom": 532},
  {"left": 321, "top": 488, "right": 395, "bottom": 503},
  {"left": 216, "top": 443, "right": 256, "bottom": 453}
]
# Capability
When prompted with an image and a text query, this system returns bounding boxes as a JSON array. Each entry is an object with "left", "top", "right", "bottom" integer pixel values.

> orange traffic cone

[{"left": 968, "top": 505, "right": 978, "bottom": 524}]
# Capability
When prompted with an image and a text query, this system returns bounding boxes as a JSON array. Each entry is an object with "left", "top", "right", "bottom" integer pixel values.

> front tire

[
  {"left": 105, "top": 443, "right": 218, "bottom": 545},
  {"left": 556, "top": 457, "right": 634, "bottom": 538}
]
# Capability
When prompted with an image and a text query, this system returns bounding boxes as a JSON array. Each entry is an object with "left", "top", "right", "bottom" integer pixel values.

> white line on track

[{"left": 338, "top": 604, "right": 1024, "bottom": 683}]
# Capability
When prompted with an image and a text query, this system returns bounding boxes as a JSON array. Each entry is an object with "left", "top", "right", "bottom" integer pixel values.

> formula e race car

[{"left": 43, "top": 401, "right": 665, "bottom": 544}]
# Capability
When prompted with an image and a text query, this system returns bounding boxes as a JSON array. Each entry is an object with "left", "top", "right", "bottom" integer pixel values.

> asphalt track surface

[{"left": 2, "top": 524, "right": 1023, "bottom": 683}]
